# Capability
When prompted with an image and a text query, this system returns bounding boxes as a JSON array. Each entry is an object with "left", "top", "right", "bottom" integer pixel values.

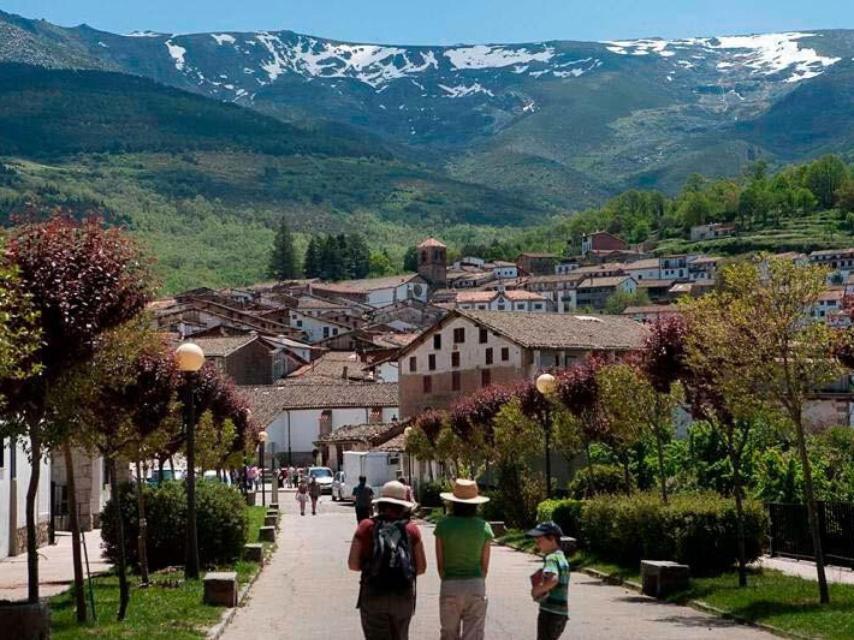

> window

[
  {"left": 296, "top": 320, "right": 303, "bottom": 328},
  {"left": 485, "top": 348, "right": 493, "bottom": 365},
  {"left": 423, "top": 375, "right": 432, "bottom": 393},
  {"left": 501, "top": 347, "right": 509, "bottom": 361},
  {"left": 409, "top": 357, "right": 417, "bottom": 373},
  {"left": 428, "top": 354, "right": 436, "bottom": 371},
  {"left": 453, "top": 327, "right": 465, "bottom": 344},
  {"left": 452, "top": 371, "right": 461, "bottom": 391},
  {"left": 479, "top": 328, "right": 488, "bottom": 344},
  {"left": 332, "top": 328, "right": 339, "bottom": 336},
  {"left": 451, "top": 352, "right": 460, "bottom": 368},
  {"left": 534, "top": 304, "right": 543, "bottom": 310},
  {"left": 433, "top": 334, "right": 442, "bottom": 350},
  {"left": 481, "top": 369, "right": 491, "bottom": 387},
  {"left": 323, "top": 326, "right": 330, "bottom": 338}
]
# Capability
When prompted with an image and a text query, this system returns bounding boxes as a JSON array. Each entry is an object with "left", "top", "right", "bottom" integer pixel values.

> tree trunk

[
  {"left": 134, "top": 459, "right": 150, "bottom": 586},
  {"left": 63, "top": 442, "right": 87, "bottom": 621},
  {"left": 621, "top": 455, "right": 632, "bottom": 495},
  {"left": 794, "top": 418, "right": 830, "bottom": 604},
  {"left": 730, "top": 453, "right": 748, "bottom": 588},
  {"left": 25, "top": 429, "right": 42, "bottom": 604},
  {"left": 584, "top": 440, "right": 595, "bottom": 498},
  {"left": 654, "top": 433, "right": 668, "bottom": 504},
  {"left": 109, "top": 457, "right": 130, "bottom": 620}
]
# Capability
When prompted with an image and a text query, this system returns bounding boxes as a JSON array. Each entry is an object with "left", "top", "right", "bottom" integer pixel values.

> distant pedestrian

[
  {"left": 347, "top": 480, "right": 426, "bottom": 640},
  {"left": 288, "top": 466, "right": 296, "bottom": 488},
  {"left": 352, "top": 475, "right": 374, "bottom": 523},
  {"left": 527, "top": 521, "right": 570, "bottom": 640},
  {"left": 309, "top": 476, "right": 321, "bottom": 515},
  {"left": 296, "top": 477, "right": 309, "bottom": 516},
  {"left": 435, "top": 479, "right": 493, "bottom": 640},
  {"left": 247, "top": 465, "right": 259, "bottom": 491}
]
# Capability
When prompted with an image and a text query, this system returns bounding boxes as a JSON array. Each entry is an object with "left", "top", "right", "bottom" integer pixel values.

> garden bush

[
  {"left": 567, "top": 464, "right": 630, "bottom": 498},
  {"left": 536, "top": 498, "right": 585, "bottom": 538},
  {"left": 419, "top": 480, "right": 448, "bottom": 507},
  {"left": 102, "top": 480, "right": 248, "bottom": 572},
  {"left": 580, "top": 492, "right": 766, "bottom": 574}
]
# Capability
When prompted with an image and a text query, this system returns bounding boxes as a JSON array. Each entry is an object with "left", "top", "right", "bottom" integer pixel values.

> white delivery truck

[{"left": 335, "top": 450, "right": 401, "bottom": 501}]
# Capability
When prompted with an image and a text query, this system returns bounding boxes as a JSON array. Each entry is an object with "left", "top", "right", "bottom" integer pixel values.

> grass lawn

[
  {"left": 50, "top": 505, "right": 271, "bottom": 640},
  {"left": 496, "top": 529, "right": 854, "bottom": 640}
]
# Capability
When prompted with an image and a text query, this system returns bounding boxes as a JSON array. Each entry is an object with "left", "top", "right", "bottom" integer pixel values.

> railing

[{"left": 767, "top": 502, "right": 854, "bottom": 568}]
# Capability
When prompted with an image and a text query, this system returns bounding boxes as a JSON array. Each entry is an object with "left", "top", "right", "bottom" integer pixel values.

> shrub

[
  {"left": 567, "top": 464, "right": 630, "bottom": 498},
  {"left": 419, "top": 480, "right": 448, "bottom": 508},
  {"left": 536, "top": 498, "right": 585, "bottom": 538},
  {"left": 580, "top": 492, "right": 766, "bottom": 574},
  {"left": 102, "top": 480, "right": 248, "bottom": 571}
]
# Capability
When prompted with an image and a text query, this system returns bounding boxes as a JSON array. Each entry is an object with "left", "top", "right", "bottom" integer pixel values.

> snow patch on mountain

[
  {"left": 165, "top": 40, "right": 187, "bottom": 71},
  {"left": 444, "top": 44, "right": 555, "bottom": 70},
  {"left": 211, "top": 33, "right": 236, "bottom": 45},
  {"left": 126, "top": 30, "right": 165, "bottom": 38},
  {"left": 438, "top": 82, "right": 495, "bottom": 98}
]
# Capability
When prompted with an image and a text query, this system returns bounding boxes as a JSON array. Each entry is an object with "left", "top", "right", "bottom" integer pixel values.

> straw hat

[
  {"left": 440, "top": 479, "right": 490, "bottom": 505},
  {"left": 373, "top": 480, "right": 415, "bottom": 509}
]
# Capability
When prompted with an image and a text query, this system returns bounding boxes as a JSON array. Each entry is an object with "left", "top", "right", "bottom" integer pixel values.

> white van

[{"left": 333, "top": 451, "right": 401, "bottom": 501}]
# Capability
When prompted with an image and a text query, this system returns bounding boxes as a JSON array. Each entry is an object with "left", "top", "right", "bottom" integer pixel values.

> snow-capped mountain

[{"left": 1, "top": 9, "right": 853, "bottom": 204}]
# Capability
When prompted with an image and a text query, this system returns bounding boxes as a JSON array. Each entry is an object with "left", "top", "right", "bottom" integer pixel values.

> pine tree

[
  {"left": 320, "top": 235, "right": 343, "bottom": 281},
  {"left": 347, "top": 233, "right": 371, "bottom": 279},
  {"left": 303, "top": 237, "right": 321, "bottom": 278},
  {"left": 268, "top": 218, "right": 299, "bottom": 280}
]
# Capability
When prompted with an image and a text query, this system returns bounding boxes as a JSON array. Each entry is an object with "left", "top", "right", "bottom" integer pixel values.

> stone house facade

[{"left": 1, "top": 438, "right": 50, "bottom": 560}]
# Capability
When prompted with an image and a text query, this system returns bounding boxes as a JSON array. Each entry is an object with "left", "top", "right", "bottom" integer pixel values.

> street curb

[
  {"left": 205, "top": 539, "right": 277, "bottom": 640},
  {"left": 578, "top": 567, "right": 815, "bottom": 640}
]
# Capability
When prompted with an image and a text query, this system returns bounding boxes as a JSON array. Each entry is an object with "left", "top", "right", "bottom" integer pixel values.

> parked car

[{"left": 308, "top": 466, "right": 334, "bottom": 494}]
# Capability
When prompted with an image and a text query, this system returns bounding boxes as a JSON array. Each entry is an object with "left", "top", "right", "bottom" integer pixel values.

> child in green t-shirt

[{"left": 527, "top": 521, "right": 570, "bottom": 640}]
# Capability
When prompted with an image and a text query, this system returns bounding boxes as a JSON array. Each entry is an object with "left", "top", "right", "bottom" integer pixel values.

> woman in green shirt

[{"left": 434, "top": 479, "right": 494, "bottom": 640}]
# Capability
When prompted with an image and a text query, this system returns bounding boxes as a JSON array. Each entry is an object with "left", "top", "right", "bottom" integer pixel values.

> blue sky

[{"left": 5, "top": 1, "right": 853, "bottom": 43}]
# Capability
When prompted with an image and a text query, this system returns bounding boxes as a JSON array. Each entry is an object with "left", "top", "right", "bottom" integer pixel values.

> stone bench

[
  {"left": 560, "top": 536, "right": 577, "bottom": 556},
  {"left": 245, "top": 491, "right": 257, "bottom": 506},
  {"left": 203, "top": 571, "right": 238, "bottom": 607},
  {"left": 488, "top": 521, "right": 507, "bottom": 537},
  {"left": 264, "top": 514, "right": 278, "bottom": 527},
  {"left": 259, "top": 525, "right": 276, "bottom": 543},
  {"left": 268, "top": 502, "right": 280, "bottom": 511},
  {"left": 640, "top": 560, "right": 690, "bottom": 598},
  {"left": 243, "top": 543, "right": 264, "bottom": 562}
]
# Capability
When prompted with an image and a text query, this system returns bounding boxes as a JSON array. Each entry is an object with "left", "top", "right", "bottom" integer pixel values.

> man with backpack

[
  {"left": 347, "top": 480, "right": 427, "bottom": 640},
  {"left": 352, "top": 475, "right": 375, "bottom": 523}
]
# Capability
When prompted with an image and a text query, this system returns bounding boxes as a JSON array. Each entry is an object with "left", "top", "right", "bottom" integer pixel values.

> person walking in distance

[
  {"left": 308, "top": 475, "right": 321, "bottom": 515},
  {"left": 435, "top": 479, "right": 494, "bottom": 640},
  {"left": 348, "top": 481, "right": 427, "bottom": 640},
  {"left": 296, "top": 475, "right": 309, "bottom": 516},
  {"left": 353, "top": 475, "right": 374, "bottom": 523},
  {"left": 527, "top": 521, "right": 571, "bottom": 640}
]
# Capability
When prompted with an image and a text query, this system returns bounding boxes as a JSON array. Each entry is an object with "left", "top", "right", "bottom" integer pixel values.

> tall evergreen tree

[
  {"left": 347, "top": 233, "right": 371, "bottom": 279},
  {"left": 268, "top": 218, "right": 299, "bottom": 280},
  {"left": 320, "top": 234, "right": 344, "bottom": 280},
  {"left": 303, "top": 237, "right": 321, "bottom": 278}
]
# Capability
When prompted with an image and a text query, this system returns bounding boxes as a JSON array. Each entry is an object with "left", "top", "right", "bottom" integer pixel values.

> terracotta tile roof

[
  {"left": 578, "top": 276, "right": 633, "bottom": 289},
  {"left": 191, "top": 335, "right": 259, "bottom": 357},
  {"left": 622, "top": 305, "right": 681, "bottom": 315},
  {"left": 456, "top": 291, "right": 497, "bottom": 303},
  {"left": 457, "top": 310, "right": 647, "bottom": 351},
  {"left": 289, "top": 350, "right": 365, "bottom": 381},
  {"left": 241, "top": 382, "right": 400, "bottom": 426},
  {"left": 503, "top": 290, "right": 547, "bottom": 302},
  {"left": 624, "top": 258, "right": 661, "bottom": 270},
  {"left": 525, "top": 274, "right": 585, "bottom": 285},
  {"left": 636, "top": 279, "right": 676, "bottom": 288},
  {"left": 312, "top": 274, "right": 423, "bottom": 294},
  {"left": 373, "top": 432, "right": 406, "bottom": 452},
  {"left": 810, "top": 248, "right": 854, "bottom": 258},
  {"left": 316, "top": 421, "right": 405, "bottom": 445},
  {"left": 418, "top": 237, "right": 446, "bottom": 248},
  {"left": 297, "top": 296, "right": 346, "bottom": 310}
]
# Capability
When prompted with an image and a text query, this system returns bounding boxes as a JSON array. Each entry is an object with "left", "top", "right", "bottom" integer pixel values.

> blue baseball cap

[{"left": 526, "top": 521, "right": 564, "bottom": 538}]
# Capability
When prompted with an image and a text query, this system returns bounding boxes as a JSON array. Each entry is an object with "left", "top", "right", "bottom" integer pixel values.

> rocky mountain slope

[{"left": 1, "top": 10, "right": 853, "bottom": 207}]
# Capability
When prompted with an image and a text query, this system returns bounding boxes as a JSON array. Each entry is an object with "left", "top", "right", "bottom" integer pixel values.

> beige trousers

[{"left": 439, "top": 578, "right": 487, "bottom": 640}]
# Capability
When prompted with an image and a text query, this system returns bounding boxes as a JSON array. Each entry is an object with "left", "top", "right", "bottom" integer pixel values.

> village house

[
  {"left": 242, "top": 381, "right": 400, "bottom": 467},
  {"left": 191, "top": 334, "right": 299, "bottom": 385},
  {"left": 50, "top": 449, "right": 111, "bottom": 533},
  {"left": 580, "top": 231, "right": 628, "bottom": 256},
  {"left": 687, "top": 256, "right": 720, "bottom": 281},
  {"left": 454, "top": 290, "right": 549, "bottom": 312},
  {"left": 811, "top": 289, "right": 845, "bottom": 321},
  {"left": 575, "top": 276, "right": 637, "bottom": 310},
  {"left": 311, "top": 274, "right": 429, "bottom": 308},
  {"left": 636, "top": 279, "right": 678, "bottom": 303},
  {"left": 314, "top": 420, "right": 406, "bottom": 470},
  {"left": 1, "top": 439, "right": 50, "bottom": 561},
  {"left": 689, "top": 223, "right": 735, "bottom": 242},
  {"left": 447, "top": 270, "right": 496, "bottom": 289},
  {"left": 396, "top": 309, "right": 647, "bottom": 418},
  {"left": 490, "top": 260, "right": 519, "bottom": 279},
  {"left": 523, "top": 275, "right": 582, "bottom": 313},
  {"left": 516, "top": 252, "right": 560, "bottom": 276},
  {"left": 288, "top": 308, "right": 353, "bottom": 343},
  {"left": 555, "top": 258, "right": 581, "bottom": 275},
  {"left": 623, "top": 258, "right": 662, "bottom": 282},
  {"left": 660, "top": 255, "right": 690, "bottom": 280}
]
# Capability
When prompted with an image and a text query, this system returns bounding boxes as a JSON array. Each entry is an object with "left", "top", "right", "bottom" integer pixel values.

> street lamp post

[
  {"left": 536, "top": 373, "right": 557, "bottom": 499},
  {"left": 258, "top": 431, "right": 268, "bottom": 507},
  {"left": 403, "top": 426, "right": 413, "bottom": 485},
  {"left": 175, "top": 342, "right": 205, "bottom": 580}
]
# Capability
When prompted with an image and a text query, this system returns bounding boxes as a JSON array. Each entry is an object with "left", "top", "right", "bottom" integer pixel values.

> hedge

[
  {"left": 582, "top": 492, "right": 766, "bottom": 574},
  {"left": 567, "top": 464, "right": 631, "bottom": 498},
  {"left": 536, "top": 492, "right": 767, "bottom": 575},
  {"left": 101, "top": 480, "right": 248, "bottom": 572}
]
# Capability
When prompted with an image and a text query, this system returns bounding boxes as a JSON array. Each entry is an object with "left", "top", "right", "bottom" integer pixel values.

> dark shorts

[
  {"left": 537, "top": 609, "right": 568, "bottom": 640},
  {"left": 356, "top": 506, "right": 372, "bottom": 523}
]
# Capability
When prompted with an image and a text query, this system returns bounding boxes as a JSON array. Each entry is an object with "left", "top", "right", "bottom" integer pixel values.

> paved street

[{"left": 221, "top": 490, "right": 775, "bottom": 639}]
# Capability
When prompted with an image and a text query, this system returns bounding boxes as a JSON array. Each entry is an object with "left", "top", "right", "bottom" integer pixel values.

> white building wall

[
  {"left": 0, "top": 437, "right": 51, "bottom": 560},
  {"left": 289, "top": 312, "right": 343, "bottom": 343},
  {"left": 376, "top": 361, "right": 399, "bottom": 383}
]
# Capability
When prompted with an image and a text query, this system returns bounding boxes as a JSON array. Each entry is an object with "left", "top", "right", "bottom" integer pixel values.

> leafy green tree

[
  {"left": 604, "top": 289, "right": 650, "bottom": 315},
  {"left": 804, "top": 155, "right": 848, "bottom": 209},
  {"left": 403, "top": 246, "right": 419, "bottom": 272},
  {"left": 835, "top": 178, "right": 854, "bottom": 214},
  {"left": 268, "top": 217, "right": 299, "bottom": 280},
  {"left": 369, "top": 250, "right": 395, "bottom": 276}
]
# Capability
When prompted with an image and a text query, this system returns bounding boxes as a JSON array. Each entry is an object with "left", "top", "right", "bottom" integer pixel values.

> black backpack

[{"left": 366, "top": 518, "right": 415, "bottom": 592}]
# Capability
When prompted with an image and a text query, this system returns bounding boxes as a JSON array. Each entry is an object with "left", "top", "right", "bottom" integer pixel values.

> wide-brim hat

[
  {"left": 440, "top": 479, "right": 490, "bottom": 505},
  {"left": 373, "top": 480, "right": 415, "bottom": 509}
]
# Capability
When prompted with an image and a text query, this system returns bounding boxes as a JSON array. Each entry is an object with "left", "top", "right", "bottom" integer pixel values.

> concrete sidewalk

[
  {"left": 756, "top": 555, "right": 854, "bottom": 585},
  {"left": 0, "top": 531, "right": 111, "bottom": 601}
]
